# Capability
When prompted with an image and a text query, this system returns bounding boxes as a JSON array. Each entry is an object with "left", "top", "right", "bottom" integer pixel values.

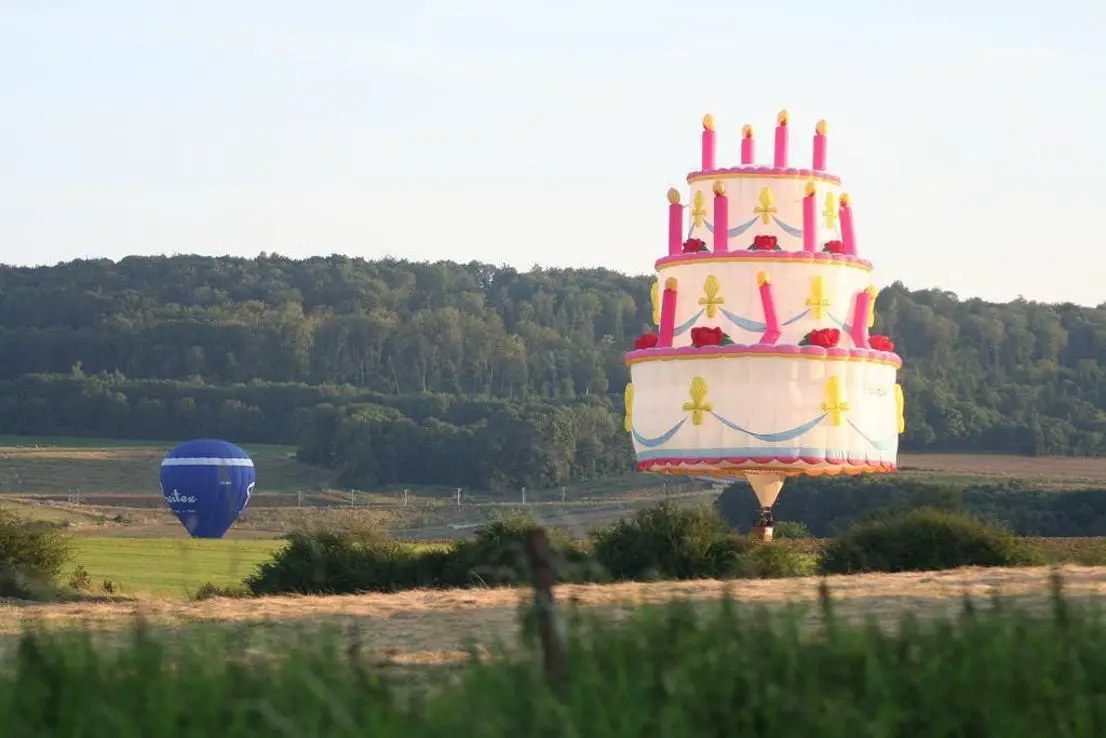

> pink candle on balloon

[
  {"left": 773, "top": 109, "right": 789, "bottom": 168},
  {"left": 659, "top": 278, "right": 678, "bottom": 347},
  {"left": 840, "top": 193, "right": 856, "bottom": 255},
  {"left": 712, "top": 181, "right": 728, "bottom": 252},
  {"left": 741, "top": 124, "right": 754, "bottom": 165},
  {"left": 756, "top": 271, "right": 781, "bottom": 345},
  {"left": 850, "top": 287, "right": 875, "bottom": 348},
  {"left": 812, "top": 119, "right": 827, "bottom": 170},
  {"left": 701, "top": 114, "right": 716, "bottom": 171},
  {"left": 802, "top": 181, "right": 817, "bottom": 253},
  {"left": 667, "top": 188, "right": 682, "bottom": 256}
]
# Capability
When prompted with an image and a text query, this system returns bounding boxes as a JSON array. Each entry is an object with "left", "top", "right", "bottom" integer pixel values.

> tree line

[
  {"left": 717, "top": 475, "right": 1106, "bottom": 538},
  {"left": 0, "top": 254, "right": 1103, "bottom": 488}
]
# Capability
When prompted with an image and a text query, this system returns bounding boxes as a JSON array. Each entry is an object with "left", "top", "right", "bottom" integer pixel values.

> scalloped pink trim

[
  {"left": 656, "top": 250, "right": 873, "bottom": 270},
  {"left": 625, "top": 343, "right": 903, "bottom": 368},
  {"left": 638, "top": 457, "right": 898, "bottom": 472},
  {"left": 686, "top": 166, "right": 841, "bottom": 184}
]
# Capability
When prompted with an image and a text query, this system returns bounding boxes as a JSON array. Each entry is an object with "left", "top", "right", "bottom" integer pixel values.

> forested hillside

[{"left": 1, "top": 254, "right": 1104, "bottom": 489}]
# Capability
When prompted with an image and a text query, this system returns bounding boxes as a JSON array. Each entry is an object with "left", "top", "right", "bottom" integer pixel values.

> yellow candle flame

[
  {"left": 702, "top": 114, "right": 715, "bottom": 131},
  {"left": 712, "top": 180, "right": 726, "bottom": 196},
  {"left": 816, "top": 119, "right": 827, "bottom": 135},
  {"left": 742, "top": 124, "right": 753, "bottom": 138},
  {"left": 665, "top": 277, "right": 678, "bottom": 291},
  {"left": 804, "top": 181, "right": 817, "bottom": 197},
  {"left": 777, "top": 109, "right": 789, "bottom": 126},
  {"left": 756, "top": 271, "right": 771, "bottom": 287},
  {"left": 840, "top": 192, "right": 852, "bottom": 208},
  {"left": 667, "top": 187, "right": 681, "bottom": 205},
  {"left": 866, "top": 285, "right": 878, "bottom": 298}
]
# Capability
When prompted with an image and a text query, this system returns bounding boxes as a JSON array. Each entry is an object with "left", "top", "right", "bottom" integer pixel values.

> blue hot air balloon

[{"left": 159, "top": 439, "right": 256, "bottom": 539}]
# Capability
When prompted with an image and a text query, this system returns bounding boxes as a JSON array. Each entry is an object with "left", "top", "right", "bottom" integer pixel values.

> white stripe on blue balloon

[{"left": 161, "top": 457, "right": 255, "bottom": 467}]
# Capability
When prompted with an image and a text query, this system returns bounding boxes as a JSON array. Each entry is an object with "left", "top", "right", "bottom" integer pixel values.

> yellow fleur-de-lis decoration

[
  {"left": 682, "top": 376, "right": 713, "bottom": 426},
  {"left": 691, "top": 190, "right": 707, "bottom": 228},
  {"left": 624, "top": 383, "right": 634, "bottom": 432},
  {"left": 699, "top": 275, "right": 724, "bottom": 318},
  {"left": 822, "top": 191, "right": 838, "bottom": 230},
  {"left": 754, "top": 187, "right": 777, "bottom": 224},
  {"left": 806, "top": 276, "right": 830, "bottom": 319},
  {"left": 895, "top": 383, "right": 905, "bottom": 433},
  {"left": 822, "top": 375, "right": 850, "bottom": 426},
  {"left": 650, "top": 281, "right": 661, "bottom": 325}
]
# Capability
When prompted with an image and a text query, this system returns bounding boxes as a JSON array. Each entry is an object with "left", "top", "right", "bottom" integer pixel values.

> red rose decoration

[
  {"left": 823, "top": 240, "right": 845, "bottom": 254},
  {"left": 634, "top": 332, "right": 659, "bottom": 350},
  {"left": 801, "top": 328, "right": 841, "bottom": 348},
  {"left": 749, "top": 235, "right": 779, "bottom": 251},
  {"left": 869, "top": 335, "right": 895, "bottom": 352},
  {"left": 682, "top": 238, "right": 708, "bottom": 253},
  {"left": 690, "top": 326, "right": 725, "bottom": 347}
]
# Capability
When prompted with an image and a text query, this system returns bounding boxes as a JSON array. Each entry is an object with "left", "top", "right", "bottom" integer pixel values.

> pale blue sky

[{"left": 1, "top": 1, "right": 1103, "bottom": 306}]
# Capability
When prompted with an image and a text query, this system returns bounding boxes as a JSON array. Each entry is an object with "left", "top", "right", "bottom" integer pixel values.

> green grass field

[{"left": 65, "top": 538, "right": 287, "bottom": 597}]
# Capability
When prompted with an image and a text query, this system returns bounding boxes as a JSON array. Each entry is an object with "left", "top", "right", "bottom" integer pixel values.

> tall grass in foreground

[{"left": 3, "top": 576, "right": 1106, "bottom": 736}]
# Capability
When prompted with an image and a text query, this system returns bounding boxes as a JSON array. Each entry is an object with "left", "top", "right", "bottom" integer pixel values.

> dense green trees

[{"left": 0, "top": 254, "right": 1103, "bottom": 489}]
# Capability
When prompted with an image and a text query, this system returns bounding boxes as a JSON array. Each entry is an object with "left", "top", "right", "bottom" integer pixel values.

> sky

[{"left": 1, "top": 0, "right": 1104, "bottom": 306}]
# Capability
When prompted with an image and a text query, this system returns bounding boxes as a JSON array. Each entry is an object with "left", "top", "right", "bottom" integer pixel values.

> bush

[
  {"left": 819, "top": 507, "right": 1042, "bottom": 574},
  {"left": 66, "top": 564, "right": 92, "bottom": 591},
  {"left": 590, "top": 501, "right": 755, "bottom": 580},
  {"left": 245, "top": 527, "right": 422, "bottom": 596},
  {"left": 191, "top": 582, "right": 251, "bottom": 601},
  {"left": 245, "top": 502, "right": 813, "bottom": 597},
  {"left": 445, "top": 515, "right": 593, "bottom": 586},
  {"left": 0, "top": 506, "right": 72, "bottom": 599},
  {"left": 771, "top": 521, "right": 811, "bottom": 539},
  {"left": 737, "top": 543, "right": 814, "bottom": 578}
]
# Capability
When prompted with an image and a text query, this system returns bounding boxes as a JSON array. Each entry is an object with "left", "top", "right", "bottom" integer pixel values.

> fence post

[
  {"left": 523, "top": 527, "right": 566, "bottom": 692},
  {"left": 561, "top": 486, "right": 566, "bottom": 503},
  {"left": 456, "top": 488, "right": 462, "bottom": 507},
  {"left": 404, "top": 489, "right": 409, "bottom": 506},
  {"left": 521, "top": 486, "right": 526, "bottom": 505}
]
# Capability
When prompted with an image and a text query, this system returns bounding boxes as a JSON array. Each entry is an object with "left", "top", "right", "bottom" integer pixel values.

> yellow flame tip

[
  {"left": 667, "top": 187, "right": 680, "bottom": 204},
  {"left": 702, "top": 114, "right": 715, "bottom": 131}
]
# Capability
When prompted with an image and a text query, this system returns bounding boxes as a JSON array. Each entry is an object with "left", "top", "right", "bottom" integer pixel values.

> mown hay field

[{"left": 4, "top": 565, "right": 1106, "bottom": 672}]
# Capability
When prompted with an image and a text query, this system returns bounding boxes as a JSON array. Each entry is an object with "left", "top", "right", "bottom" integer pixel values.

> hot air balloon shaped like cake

[{"left": 625, "top": 111, "right": 904, "bottom": 540}]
